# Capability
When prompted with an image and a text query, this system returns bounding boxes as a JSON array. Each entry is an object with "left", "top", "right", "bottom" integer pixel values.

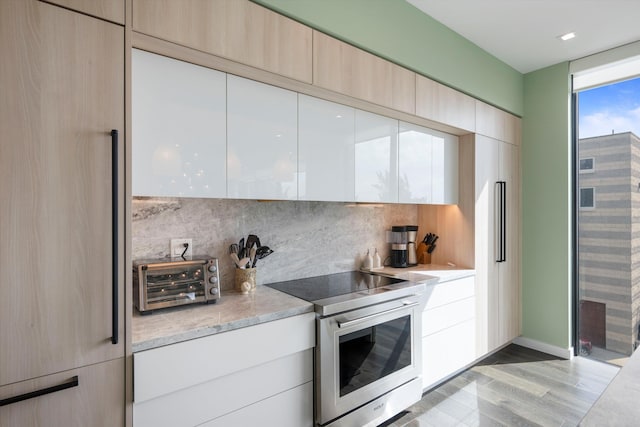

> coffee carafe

[
  {"left": 390, "top": 226, "right": 408, "bottom": 268},
  {"left": 406, "top": 225, "right": 418, "bottom": 266}
]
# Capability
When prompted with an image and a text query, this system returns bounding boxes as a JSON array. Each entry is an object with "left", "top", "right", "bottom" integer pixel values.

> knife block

[{"left": 419, "top": 252, "right": 431, "bottom": 265}]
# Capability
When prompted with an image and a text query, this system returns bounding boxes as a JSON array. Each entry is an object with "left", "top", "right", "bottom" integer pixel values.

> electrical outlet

[{"left": 171, "top": 238, "right": 193, "bottom": 258}]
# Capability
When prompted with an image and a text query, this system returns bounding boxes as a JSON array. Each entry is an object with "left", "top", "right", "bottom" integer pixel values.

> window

[
  {"left": 580, "top": 187, "right": 595, "bottom": 209},
  {"left": 580, "top": 157, "right": 595, "bottom": 173}
]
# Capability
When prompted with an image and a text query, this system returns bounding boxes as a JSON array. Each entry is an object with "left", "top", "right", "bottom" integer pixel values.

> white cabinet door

[
  {"left": 298, "top": 95, "right": 355, "bottom": 201},
  {"left": 227, "top": 75, "right": 297, "bottom": 200},
  {"left": 431, "top": 130, "right": 459, "bottom": 204},
  {"left": 355, "top": 110, "right": 398, "bottom": 203},
  {"left": 398, "top": 122, "right": 458, "bottom": 204},
  {"left": 132, "top": 49, "right": 226, "bottom": 198},
  {"left": 398, "top": 122, "right": 432, "bottom": 203}
]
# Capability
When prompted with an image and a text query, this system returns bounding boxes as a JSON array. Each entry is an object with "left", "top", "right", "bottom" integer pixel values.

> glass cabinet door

[
  {"left": 355, "top": 110, "right": 399, "bottom": 203},
  {"left": 227, "top": 75, "right": 298, "bottom": 200},
  {"left": 132, "top": 49, "right": 227, "bottom": 198},
  {"left": 298, "top": 95, "right": 355, "bottom": 201}
]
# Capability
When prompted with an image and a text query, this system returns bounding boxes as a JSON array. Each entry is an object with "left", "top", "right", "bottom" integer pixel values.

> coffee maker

[
  {"left": 390, "top": 226, "right": 408, "bottom": 268},
  {"left": 406, "top": 225, "right": 418, "bottom": 266}
]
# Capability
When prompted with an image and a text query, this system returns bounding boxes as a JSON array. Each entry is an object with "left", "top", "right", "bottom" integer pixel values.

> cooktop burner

[
  {"left": 266, "top": 271, "right": 423, "bottom": 316},
  {"left": 266, "top": 271, "right": 402, "bottom": 301}
]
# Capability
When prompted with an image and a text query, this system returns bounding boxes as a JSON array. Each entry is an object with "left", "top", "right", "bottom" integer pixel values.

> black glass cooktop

[{"left": 265, "top": 271, "right": 404, "bottom": 302}]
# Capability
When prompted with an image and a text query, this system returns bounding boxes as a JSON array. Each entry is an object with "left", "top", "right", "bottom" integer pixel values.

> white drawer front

[
  {"left": 422, "top": 296, "right": 475, "bottom": 337},
  {"left": 201, "top": 382, "right": 313, "bottom": 427},
  {"left": 423, "top": 276, "right": 475, "bottom": 310},
  {"left": 134, "top": 349, "right": 312, "bottom": 427},
  {"left": 422, "top": 318, "right": 476, "bottom": 390},
  {"left": 134, "top": 312, "right": 315, "bottom": 403}
]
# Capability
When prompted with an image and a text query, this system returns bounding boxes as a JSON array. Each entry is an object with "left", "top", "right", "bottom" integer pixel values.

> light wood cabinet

[
  {"left": 0, "top": 0, "right": 125, "bottom": 422},
  {"left": 132, "top": 0, "right": 312, "bottom": 83},
  {"left": 132, "top": 49, "right": 227, "bottom": 198},
  {"left": 474, "top": 135, "right": 520, "bottom": 353},
  {"left": 475, "top": 101, "right": 521, "bottom": 145},
  {"left": 43, "top": 0, "right": 124, "bottom": 24},
  {"left": 313, "top": 31, "right": 416, "bottom": 115},
  {"left": 0, "top": 358, "right": 125, "bottom": 427},
  {"left": 416, "top": 75, "right": 476, "bottom": 132}
]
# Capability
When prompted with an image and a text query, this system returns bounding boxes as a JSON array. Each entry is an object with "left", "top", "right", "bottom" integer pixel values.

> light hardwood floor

[{"left": 381, "top": 344, "right": 619, "bottom": 427}]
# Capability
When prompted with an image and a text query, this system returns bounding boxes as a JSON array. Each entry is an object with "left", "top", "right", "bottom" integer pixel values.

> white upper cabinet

[
  {"left": 298, "top": 95, "right": 355, "bottom": 201},
  {"left": 227, "top": 75, "right": 298, "bottom": 200},
  {"left": 355, "top": 110, "right": 399, "bottom": 203},
  {"left": 132, "top": 49, "right": 227, "bottom": 198},
  {"left": 398, "top": 122, "right": 432, "bottom": 203},
  {"left": 399, "top": 122, "right": 458, "bottom": 204}
]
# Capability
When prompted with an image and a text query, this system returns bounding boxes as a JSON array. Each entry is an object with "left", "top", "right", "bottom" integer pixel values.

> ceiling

[{"left": 406, "top": 0, "right": 640, "bottom": 74}]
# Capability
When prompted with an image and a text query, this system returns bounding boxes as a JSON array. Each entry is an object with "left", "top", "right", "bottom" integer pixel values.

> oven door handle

[{"left": 337, "top": 301, "right": 419, "bottom": 329}]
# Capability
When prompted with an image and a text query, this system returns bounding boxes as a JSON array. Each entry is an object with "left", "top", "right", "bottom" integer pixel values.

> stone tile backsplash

[{"left": 132, "top": 197, "right": 418, "bottom": 290}]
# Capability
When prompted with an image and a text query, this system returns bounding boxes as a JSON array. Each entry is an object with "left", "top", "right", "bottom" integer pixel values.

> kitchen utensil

[
  {"left": 254, "top": 246, "right": 274, "bottom": 267},
  {"left": 238, "top": 257, "right": 250, "bottom": 269},
  {"left": 246, "top": 235, "right": 259, "bottom": 253},
  {"left": 256, "top": 246, "right": 273, "bottom": 258},
  {"left": 230, "top": 252, "right": 241, "bottom": 268},
  {"left": 238, "top": 238, "right": 245, "bottom": 258},
  {"left": 427, "top": 244, "right": 437, "bottom": 254},
  {"left": 229, "top": 243, "right": 238, "bottom": 255},
  {"left": 249, "top": 244, "right": 257, "bottom": 268}
]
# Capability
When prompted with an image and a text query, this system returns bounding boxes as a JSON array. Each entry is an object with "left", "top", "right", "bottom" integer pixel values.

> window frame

[
  {"left": 579, "top": 187, "right": 596, "bottom": 210},
  {"left": 579, "top": 157, "right": 595, "bottom": 174}
]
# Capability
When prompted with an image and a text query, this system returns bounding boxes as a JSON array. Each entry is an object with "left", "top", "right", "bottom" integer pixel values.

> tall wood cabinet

[
  {"left": 0, "top": 1, "right": 125, "bottom": 425},
  {"left": 474, "top": 134, "right": 521, "bottom": 354}
]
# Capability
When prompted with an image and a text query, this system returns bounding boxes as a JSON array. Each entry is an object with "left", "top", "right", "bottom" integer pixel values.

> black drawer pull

[{"left": 0, "top": 376, "right": 79, "bottom": 407}]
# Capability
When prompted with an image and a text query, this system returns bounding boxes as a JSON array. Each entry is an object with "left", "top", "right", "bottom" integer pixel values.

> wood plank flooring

[{"left": 381, "top": 344, "right": 619, "bottom": 427}]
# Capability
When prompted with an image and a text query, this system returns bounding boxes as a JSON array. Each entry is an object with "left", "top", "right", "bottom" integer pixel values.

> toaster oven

[{"left": 133, "top": 256, "right": 220, "bottom": 313}]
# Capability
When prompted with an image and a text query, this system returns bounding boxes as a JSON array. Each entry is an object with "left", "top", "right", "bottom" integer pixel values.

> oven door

[{"left": 316, "top": 296, "right": 423, "bottom": 425}]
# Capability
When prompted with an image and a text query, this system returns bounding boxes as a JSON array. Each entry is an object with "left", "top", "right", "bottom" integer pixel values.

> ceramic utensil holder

[{"left": 235, "top": 268, "right": 257, "bottom": 294}]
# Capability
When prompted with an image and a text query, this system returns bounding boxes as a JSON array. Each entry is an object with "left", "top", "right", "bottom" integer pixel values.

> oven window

[{"left": 339, "top": 315, "right": 411, "bottom": 397}]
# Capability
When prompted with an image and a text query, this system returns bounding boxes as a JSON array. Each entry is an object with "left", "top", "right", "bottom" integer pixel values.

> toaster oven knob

[
  {"left": 209, "top": 287, "right": 218, "bottom": 295},
  {"left": 208, "top": 264, "right": 217, "bottom": 273},
  {"left": 209, "top": 276, "right": 218, "bottom": 284}
]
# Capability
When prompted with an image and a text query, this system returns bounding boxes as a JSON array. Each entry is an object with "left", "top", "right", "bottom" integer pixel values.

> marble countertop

[
  {"left": 364, "top": 264, "right": 475, "bottom": 283},
  {"left": 132, "top": 285, "right": 314, "bottom": 352},
  {"left": 580, "top": 348, "right": 640, "bottom": 426}
]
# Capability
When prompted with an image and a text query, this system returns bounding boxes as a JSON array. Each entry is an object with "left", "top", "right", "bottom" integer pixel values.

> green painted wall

[
  {"left": 522, "top": 63, "right": 572, "bottom": 350},
  {"left": 252, "top": 0, "right": 524, "bottom": 116}
]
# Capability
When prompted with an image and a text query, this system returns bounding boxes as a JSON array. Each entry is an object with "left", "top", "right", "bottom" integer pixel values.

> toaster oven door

[{"left": 140, "top": 262, "right": 207, "bottom": 311}]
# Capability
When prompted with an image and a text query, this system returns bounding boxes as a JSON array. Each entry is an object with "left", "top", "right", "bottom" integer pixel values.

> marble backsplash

[{"left": 132, "top": 197, "right": 418, "bottom": 290}]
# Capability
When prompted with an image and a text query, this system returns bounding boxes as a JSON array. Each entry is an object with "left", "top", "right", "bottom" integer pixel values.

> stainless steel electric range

[{"left": 267, "top": 271, "right": 426, "bottom": 427}]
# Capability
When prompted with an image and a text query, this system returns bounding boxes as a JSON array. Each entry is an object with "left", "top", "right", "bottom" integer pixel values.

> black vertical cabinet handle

[
  {"left": 111, "top": 129, "right": 119, "bottom": 345},
  {"left": 496, "top": 181, "right": 507, "bottom": 263},
  {"left": 502, "top": 181, "right": 507, "bottom": 263},
  {"left": 0, "top": 376, "right": 79, "bottom": 407}
]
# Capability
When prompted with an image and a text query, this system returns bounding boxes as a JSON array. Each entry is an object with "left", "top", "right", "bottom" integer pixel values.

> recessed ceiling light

[{"left": 559, "top": 32, "right": 576, "bottom": 41}]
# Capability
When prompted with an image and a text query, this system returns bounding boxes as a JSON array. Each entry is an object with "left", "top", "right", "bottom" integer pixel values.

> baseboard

[{"left": 513, "top": 336, "right": 574, "bottom": 359}]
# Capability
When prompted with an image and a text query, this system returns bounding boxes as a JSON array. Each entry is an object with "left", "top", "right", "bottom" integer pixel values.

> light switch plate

[{"left": 171, "top": 238, "right": 193, "bottom": 257}]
